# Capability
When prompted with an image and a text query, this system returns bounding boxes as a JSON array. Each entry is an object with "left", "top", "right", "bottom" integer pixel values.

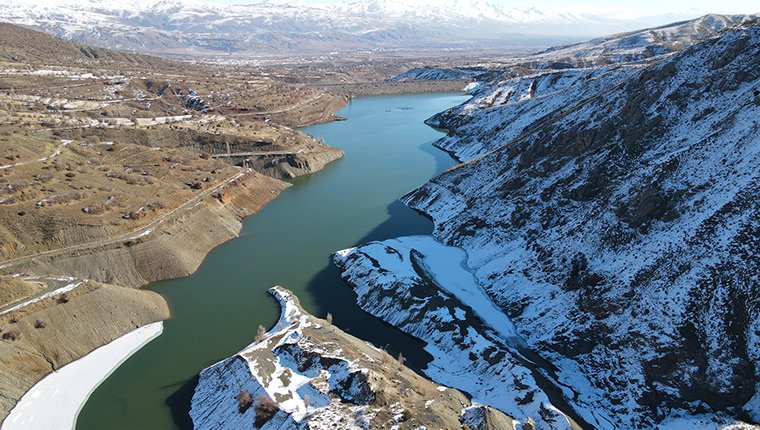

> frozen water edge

[
  {"left": 340, "top": 235, "right": 520, "bottom": 342},
  {"left": 2, "top": 322, "right": 164, "bottom": 430},
  {"left": 335, "top": 235, "right": 575, "bottom": 429}
]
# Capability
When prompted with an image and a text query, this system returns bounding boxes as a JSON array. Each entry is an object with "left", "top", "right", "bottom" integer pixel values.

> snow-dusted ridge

[
  {"left": 190, "top": 286, "right": 517, "bottom": 430},
  {"left": 339, "top": 17, "right": 759, "bottom": 430},
  {"left": 334, "top": 236, "right": 578, "bottom": 429},
  {"left": 0, "top": 0, "right": 739, "bottom": 56}
]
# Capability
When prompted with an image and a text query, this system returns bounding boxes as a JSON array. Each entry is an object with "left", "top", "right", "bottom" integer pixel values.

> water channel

[{"left": 77, "top": 92, "right": 470, "bottom": 429}]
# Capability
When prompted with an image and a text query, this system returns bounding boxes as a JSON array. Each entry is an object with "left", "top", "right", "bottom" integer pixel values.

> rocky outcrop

[
  {"left": 388, "top": 20, "right": 759, "bottom": 429},
  {"left": 243, "top": 147, "right": 344, "bottom": 180},
  {"left": 190, "top": 286, "right": 515, "bottom": 430}
]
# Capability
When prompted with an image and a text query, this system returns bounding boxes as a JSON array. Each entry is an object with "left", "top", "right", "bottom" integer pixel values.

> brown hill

[{"left": 0, "top": 22, "right": 177, "bottom": 69}]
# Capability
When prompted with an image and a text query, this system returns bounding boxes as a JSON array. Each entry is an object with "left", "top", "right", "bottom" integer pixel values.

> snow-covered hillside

[
  {"left": 0, "top": 0, "right": 728, "bottom": 56},
  {"left": 386, "top": 67, "right": 484, "bottom": 82},
  {"left": 190, "top": 287, "right": 517, "bottom": 429},
  {"left": 335, "top": 236, "right": 577, "bottom": 429},
  {"left": 337, "top": 18, "right": 760, "bottom": 430},
  {"left": 525, "top": 13, "right": 757, "bottom": 69},
  {"left": 385, "top": 15, "right": 756, "bottom": 97}
]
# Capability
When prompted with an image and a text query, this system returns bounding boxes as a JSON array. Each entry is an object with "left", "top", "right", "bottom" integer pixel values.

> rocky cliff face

[
  {"left": 191, "top": 287, "right": 515, "bottom": 430},
  {"left": 337, "top": 19, "right": 760, "bottom": 430}
]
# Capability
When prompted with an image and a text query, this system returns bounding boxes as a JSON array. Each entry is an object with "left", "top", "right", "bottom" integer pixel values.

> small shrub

[
  {"left": 400, "top": 408, "right": 412, "bottom": 422},
  {"left": 57, "top": 293, "right": 69, "bottom": 304},
  {"left": 34, "top": 319, "right": 47, "bottom": 329},
  {"left": 2, "top": 330, "right": 21, "bottom": 341},
  {"left": 236, "top": 390, "right": 253, "bottom": 413},
  {"left": 254, "top": 395, "right": 279, "bottom": 427},
  {"left": 255, "top": 325, "right": 266, "bottom": 342}
]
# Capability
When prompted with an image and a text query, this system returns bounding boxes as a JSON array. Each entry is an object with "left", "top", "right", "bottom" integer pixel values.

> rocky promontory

[{"left": 190, "top": 286, "right": 516, "bottom": 430}]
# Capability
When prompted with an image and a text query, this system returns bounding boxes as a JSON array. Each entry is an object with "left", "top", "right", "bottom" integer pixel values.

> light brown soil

[
  {"left": 0, "top": 280, "right": 169, "bottom": 418},
  {"left": 4, "top": 172, "right": 289, "bottom": 288},
  {"left": 0, "top": 22, "right": 347, "bottom": 424}
]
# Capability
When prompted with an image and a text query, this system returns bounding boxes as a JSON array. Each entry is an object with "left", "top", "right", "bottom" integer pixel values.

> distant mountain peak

[{"left": 0, "top": 0, "right": 751, "bottom": 57}]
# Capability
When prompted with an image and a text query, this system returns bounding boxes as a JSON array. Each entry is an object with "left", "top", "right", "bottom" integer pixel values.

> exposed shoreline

[
  {"left": 2, "top": 322, "right": 163, "bottom": 430},
  {"left": 0, "top": 89, "right": 464, "bottom": 427},
  {"left": 0, "top": 121, "right": 342, "bottom": 424},
  {"left": 190, "top": 286, "right": 515, "bottom": 429}
]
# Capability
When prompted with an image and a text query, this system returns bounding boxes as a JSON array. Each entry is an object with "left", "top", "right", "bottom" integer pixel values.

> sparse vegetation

[
  {"left": 2, "top": 330, "right": 21, "bottom": 341},
  {"left": 235, "top": 390, "right": 253, "bottom": 413},
  {"left": 255, "top": 324, "right": 267, "bottom": 342},
  {"left": 254, "top": 395, "right": 279, "bottom": 427}
]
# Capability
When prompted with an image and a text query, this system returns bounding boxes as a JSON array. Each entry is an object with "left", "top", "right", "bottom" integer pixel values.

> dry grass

[{"left": 0, "top": 278, "right": 40, "bottom": 308}]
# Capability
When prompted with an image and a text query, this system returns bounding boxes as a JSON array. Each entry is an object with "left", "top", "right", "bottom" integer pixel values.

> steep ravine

[
  {"left": 182, "top": 17, "right": 759, "bottom": 430},
  {"left": 78, "top": 92, "right": 471, "bottom": 429}
]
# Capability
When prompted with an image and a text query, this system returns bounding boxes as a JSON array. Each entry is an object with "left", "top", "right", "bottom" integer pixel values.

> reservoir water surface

[{"left": 77, "top": 92, "right": 470, "bottom": 429}]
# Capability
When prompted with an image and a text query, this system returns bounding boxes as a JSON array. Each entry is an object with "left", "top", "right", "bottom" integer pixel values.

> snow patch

[{"left": 2, "top": 322, "right": 163, "bottom": 430}]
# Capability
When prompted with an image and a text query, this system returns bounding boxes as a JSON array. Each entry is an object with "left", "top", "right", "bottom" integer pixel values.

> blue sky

[{"left": 203, "top": 0, "right": 759, "bottom": 17}]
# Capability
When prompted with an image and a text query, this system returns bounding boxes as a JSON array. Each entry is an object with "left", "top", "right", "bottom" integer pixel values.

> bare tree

[
  {"left": 236, "top": 390, "right": 253, "bottom": 413},
  {"left": 254, "top": 395, "right": 279, "bottom": 427}
]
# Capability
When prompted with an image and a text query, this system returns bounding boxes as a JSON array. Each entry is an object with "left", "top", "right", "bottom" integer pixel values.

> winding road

[{"left": 0, "top": 169, "right": 250, "bottom": 272}]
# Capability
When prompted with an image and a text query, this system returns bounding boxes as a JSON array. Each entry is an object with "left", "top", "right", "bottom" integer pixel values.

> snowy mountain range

[
  {"left": 174, "top": 13, "right": 759, "bottom": 429},
  {"left": 338, "top": 16, "right": 760, "bottom": 429},
  {"left": 0, "top": 0, "right": 724, "bottom": 56}
]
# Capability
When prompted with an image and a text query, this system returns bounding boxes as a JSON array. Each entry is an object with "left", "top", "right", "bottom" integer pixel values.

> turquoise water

[{"left": 77, "top": 92, "right": 469, "bottom": 429}]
